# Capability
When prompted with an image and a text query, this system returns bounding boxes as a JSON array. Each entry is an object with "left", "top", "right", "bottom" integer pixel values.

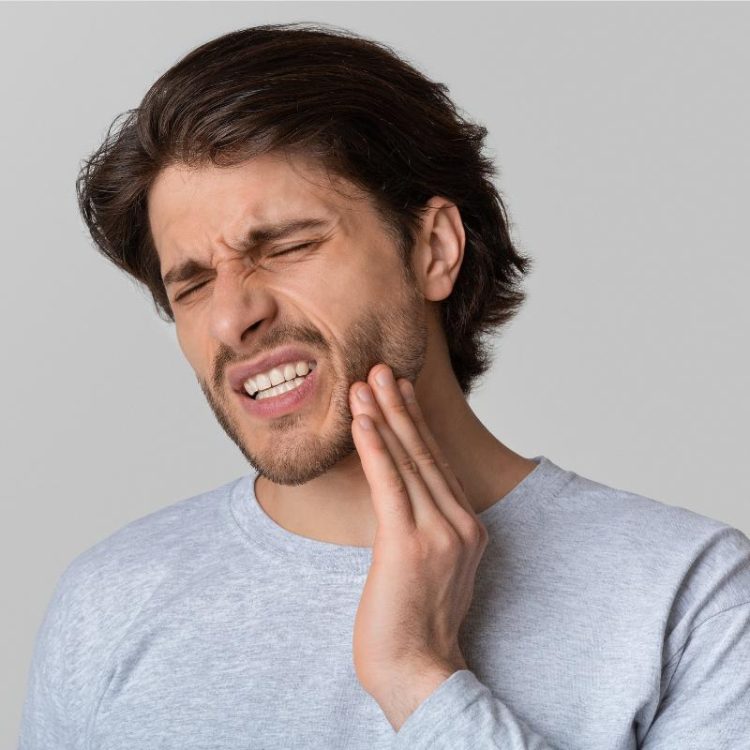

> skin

[{"left": 147, "top": 150, "right": 538, "bottom": 729}]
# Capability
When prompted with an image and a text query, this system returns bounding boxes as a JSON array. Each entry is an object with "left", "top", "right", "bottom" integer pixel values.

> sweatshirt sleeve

[
  {"left": 392, "top": 523, "right": 750, "bottom": 750},
  {"left": 639, "top": 601, "right": 750, "bottom": 748},
  {"left": 17, "top": 572, "right": 77, "bottom": 750},
  {"left": 392, "top": 606, "right": 750, "bottom": 750},
  {"left": 391, "top": 669, "right": 563, "bottom": 749}
]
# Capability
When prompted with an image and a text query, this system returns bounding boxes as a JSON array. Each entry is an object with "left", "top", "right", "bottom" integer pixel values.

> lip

[
  {"left": 227, "top": 346, "right": 318, "bottom": 394},
  {"left": 236, "top": 360, "right": 319, "bottom": 419}
]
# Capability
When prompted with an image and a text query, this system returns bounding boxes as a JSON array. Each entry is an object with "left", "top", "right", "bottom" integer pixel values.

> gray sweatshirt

[{"left": 18, "top": 455, "right": 750, "bottom": 748}]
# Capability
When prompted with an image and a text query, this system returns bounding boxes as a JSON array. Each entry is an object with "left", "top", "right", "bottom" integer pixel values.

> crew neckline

[{"left": 227, "top": 455, "right": 574, "bottom": 575}]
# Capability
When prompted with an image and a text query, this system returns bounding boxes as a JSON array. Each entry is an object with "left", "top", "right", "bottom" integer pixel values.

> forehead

[{"left": 147, "top": 152, "right": 368, "bottom": 260}]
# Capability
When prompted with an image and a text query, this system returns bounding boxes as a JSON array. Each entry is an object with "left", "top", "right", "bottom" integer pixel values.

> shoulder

[
  {"left": 38, "top": 475, "right": 247, "bottom": 660},
  {"left": 554, "top": 466, "right": 750, "bottom": 642},
  {"left": 54, "top": 474, "right": 245, "bottom": 613},
  {"left": 553, "top": 466, "right": 746, "bottom": 553},
  {"left": 22, "top": 476, "right": 246, "bottom": 735}
]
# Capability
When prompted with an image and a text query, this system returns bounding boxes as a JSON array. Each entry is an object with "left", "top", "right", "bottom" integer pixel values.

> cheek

[
  {"left": 322, "top": 254, "right": 395, "bottom": 319},
  {"left": 303, "top": 282, "right": 378, "bottom": 345}
]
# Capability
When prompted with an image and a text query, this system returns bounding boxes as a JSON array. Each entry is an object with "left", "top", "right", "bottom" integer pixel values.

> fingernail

[
  {"left": 375, "top": 367, "right": 393, "bottom": 387},
  {"left": 357, "top": 385, "right": 373, "bottom": 403},
  {"left": 398, "top": 379, "right": 415, "bottom": 402}
]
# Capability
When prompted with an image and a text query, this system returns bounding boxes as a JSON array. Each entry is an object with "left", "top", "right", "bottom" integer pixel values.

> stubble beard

[{"left": 197, "top": 280, "right": 428, "bottom": 487}]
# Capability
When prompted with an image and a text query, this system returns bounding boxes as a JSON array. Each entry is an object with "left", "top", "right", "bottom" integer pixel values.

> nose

[{"left": 208, "top": 260, "right": 274, "bottom": 349}]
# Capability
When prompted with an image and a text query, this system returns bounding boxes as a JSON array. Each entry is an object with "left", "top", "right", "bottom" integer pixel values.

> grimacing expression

[{"left": 147, "top": 152, "right": 430, "bottom": 486}]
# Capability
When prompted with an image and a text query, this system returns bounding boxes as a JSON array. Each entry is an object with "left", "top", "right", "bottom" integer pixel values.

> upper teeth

[{"left": 243, "top": 360, "right": 316, "bottom": 397}]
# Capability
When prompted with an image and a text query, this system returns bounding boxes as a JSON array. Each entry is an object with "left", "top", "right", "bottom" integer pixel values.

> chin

[{"left": 249, "top": 418, "right": 358, "bottom": 487}]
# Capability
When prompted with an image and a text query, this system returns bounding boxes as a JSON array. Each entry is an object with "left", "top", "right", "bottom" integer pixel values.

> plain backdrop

[{"left": 2, "top": 1, "right": 748, "bottom": 743}]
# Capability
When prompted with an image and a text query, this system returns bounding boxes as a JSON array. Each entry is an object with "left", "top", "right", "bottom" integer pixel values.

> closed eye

[
  {"left": 175, "top": 280, "right": 209, "bottom": 302},
  {"left": 269, "top": 241, "right": 315, "bottom": 258},
  {"left": 174, "top": 242, "right": 316, "bottom": 302}
]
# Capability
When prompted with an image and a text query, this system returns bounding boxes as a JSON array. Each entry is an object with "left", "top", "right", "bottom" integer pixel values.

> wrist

[{"left": 371, "top": 657, "right": 466, "bottom": 732}]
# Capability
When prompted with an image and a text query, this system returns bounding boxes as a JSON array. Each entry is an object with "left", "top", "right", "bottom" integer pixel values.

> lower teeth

[{"left": 254, "top": 374, "right": 309, "bottom": 401}]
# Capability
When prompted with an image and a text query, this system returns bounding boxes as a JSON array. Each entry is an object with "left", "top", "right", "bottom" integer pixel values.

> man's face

[{"left": 148, "top": 152, "right": 429, "bottom": 486}]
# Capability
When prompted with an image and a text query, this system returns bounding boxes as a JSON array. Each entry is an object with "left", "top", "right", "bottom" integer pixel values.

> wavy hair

[{"left": 75, "top": 22, "right": 534, "bottom": 396}]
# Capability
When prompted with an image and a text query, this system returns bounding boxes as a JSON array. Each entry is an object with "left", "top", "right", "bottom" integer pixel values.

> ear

[{"left": 411, "top": 196, "right": 466, "bottom": 302}]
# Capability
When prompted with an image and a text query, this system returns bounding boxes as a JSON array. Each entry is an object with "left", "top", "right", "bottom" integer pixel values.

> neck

[{"left": 255, "top": 358, "right": 536, "bottom": 548}]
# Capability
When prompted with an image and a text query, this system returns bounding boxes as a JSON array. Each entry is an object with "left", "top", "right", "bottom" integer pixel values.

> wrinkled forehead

[{"left": 147, "top": 152, "right": 369, "bottom": 260}]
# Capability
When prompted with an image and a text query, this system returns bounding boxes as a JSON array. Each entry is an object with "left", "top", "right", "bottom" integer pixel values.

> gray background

[{"left": 2, "top": 1, "right": 748, "bottom": 743}]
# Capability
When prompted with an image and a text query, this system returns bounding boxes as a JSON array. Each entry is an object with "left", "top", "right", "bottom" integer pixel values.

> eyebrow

[{"left": 162, "top": 218, "right": 331, "bottom": 288}]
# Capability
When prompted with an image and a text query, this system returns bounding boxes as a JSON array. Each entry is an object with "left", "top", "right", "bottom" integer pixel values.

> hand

[{"left": 349, "top": 364, "right": 489, "bottom": 729}]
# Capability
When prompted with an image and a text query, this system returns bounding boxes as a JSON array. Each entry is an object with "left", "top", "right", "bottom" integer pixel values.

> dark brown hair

[{"left": 75, "top": 22, "right": 533, "bottom": 396}]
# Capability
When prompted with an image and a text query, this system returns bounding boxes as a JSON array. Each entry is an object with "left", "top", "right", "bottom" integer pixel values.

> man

[{"left": 19, "top": 22, "right": 749, "bottom": 749}]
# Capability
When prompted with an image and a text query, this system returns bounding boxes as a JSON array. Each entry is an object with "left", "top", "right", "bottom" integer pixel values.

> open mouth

[
  {"left": 236, "top": 361, "right": 320, "bottom": 420},
  {"left": 246, "top": 362, "right": 317, "bottom": 400}
]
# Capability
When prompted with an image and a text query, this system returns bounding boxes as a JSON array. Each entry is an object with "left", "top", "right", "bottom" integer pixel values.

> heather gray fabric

[{"left": 18, "top": 456, "right": 750, "bottom": 748}]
